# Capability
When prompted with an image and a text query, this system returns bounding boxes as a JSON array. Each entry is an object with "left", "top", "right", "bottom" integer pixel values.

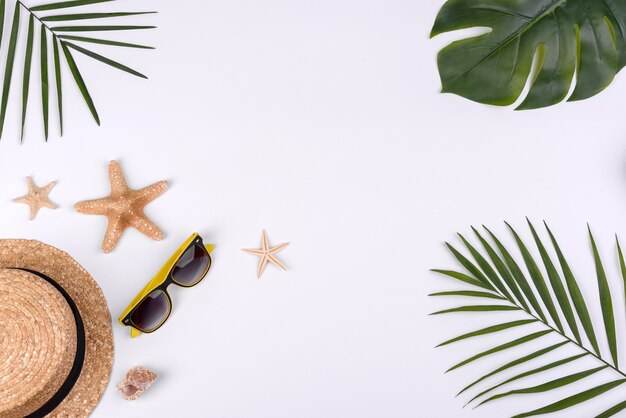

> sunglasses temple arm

[{"left": 205, "top": 244, "right": 215, "bottom": 254}]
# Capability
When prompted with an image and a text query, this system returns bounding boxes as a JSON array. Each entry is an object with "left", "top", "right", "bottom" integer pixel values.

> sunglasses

[{"left": 119, "top": 233, "right": 214, "bottom": 338}]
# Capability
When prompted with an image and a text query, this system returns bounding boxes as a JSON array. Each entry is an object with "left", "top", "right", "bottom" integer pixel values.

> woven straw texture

[{"left": 0, "top": 240, "right": 113, "bottom": 418}]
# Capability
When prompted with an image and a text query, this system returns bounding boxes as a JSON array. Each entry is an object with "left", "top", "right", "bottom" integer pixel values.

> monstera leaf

[
  {"left": 431, "top": 220, "right": 626, "bottom": 417},
  {"left": 431, "top": 0, "right": 626, "bottom": 109},
  {"left": 0, "top": 0, "right": 155, "bottom": 141}
]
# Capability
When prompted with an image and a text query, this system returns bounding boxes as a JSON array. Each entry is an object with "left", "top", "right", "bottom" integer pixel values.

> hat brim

[{"left": 0, "top": 240, "right": 113, "bottom": 418}]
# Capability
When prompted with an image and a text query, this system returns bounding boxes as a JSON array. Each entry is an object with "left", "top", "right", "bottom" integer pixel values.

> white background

[{"left": 2, "top": 0, "right": 626, "bottom": 417}]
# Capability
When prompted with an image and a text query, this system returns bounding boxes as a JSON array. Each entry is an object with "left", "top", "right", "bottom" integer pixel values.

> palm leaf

[
  {"left": 60, "top": 42, "right": 99, "bottom": 124},
  {"left": 0, "top": 3, "right": 19, "bottom": 139},
  {"left": 527, "top": 219, "right": 580, "bottom": 342},
  {"left": 429, "top": 290, "right": 505, "bottom": 300},
  {"left": 41, "top": 11, "right": 156, "bottom": 21},
  {"left": 430, "top": 0, "right": 626, "bottom": 109},
  {"left": 597, "top": 400, "right": 626, "bottom": 418},
  {"left": 436, "top": 319, "right": 536, "bottom": 347},
  {"left": 445, "top": 243, "right": 495, "bottom": 290},
  {"left": 484, "top": 226, "right": 547, "bottom": 322},
  {"left": 512, "top": 380, "right": 626, "bottom": 418},
  {"left": 432, "top": 221, "right": 626, "bottom": 417},
  {"left": 458, "top": 342, "right": 570, "bottom": 397},
  {"left": 465, "top": 352, "right": 586, "bottom": 404},
  {"left": 445, "top": 330, "right": 552, "bottom": 373},
  {"left": 21, "top": 15, "right": 34, "bottom": 140},
  {"left": 618, "top": 238, "right": 626, "bottom": 314},
  {"left": 0, "top": 0, "right": 155, "bottom": 140},
  {"left": 506, "top": 222, "right": 564, "bottom": 332},
  {"left": 31, "top": 0, "right": 115, "bottom": 12},
  {"left": 545, "top": 222, "right": 602, "bottom": 356},
  {"left": 458, "top": 233, "right": 514, "bottom": 301},
  {"left": 431, "top": 305, "right": 520, "bottom": 315},
  {"left": 41, "top": 27, "right": 49, "bottom": 140},
  {"left": 64, "top": 42, "right": 146, "bottom": 78},
  {"left": 478, "top": 367, "right": 607, "bottom": 407},
  {"left": 52, "top": 34, "right": 63, "bottom": 134},
  {"left": 588, "top": 226, "right": 619, "bottom": 367},
  {"left": 431, "top": 269, "right": 494, "bottom": 290},
  {"left": 57, "top": 35, "right": 153, "bottom": 49},
  {"left": 0, "top": 0, "right": 5, "bottom": 48},
  {"left": 52, "top": 24, "right": 155, "bottom": 31},
  {"left": 473, "top": 227, "right": 530, "bottom": 311}
]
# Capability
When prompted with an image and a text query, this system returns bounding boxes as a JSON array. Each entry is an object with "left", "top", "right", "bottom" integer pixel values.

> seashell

[{"left": 116, "top": 366, "right": 158, "bottom": 401}]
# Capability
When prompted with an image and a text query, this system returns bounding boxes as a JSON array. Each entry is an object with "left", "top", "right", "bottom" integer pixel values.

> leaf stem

[
  {"left": 495, "top": 288, "right": 626, "bottom": 379},
  {"left": 16, "top": 1, "right": 54, "bottom": 34},
  {"left": 536, "top": 312, "right": 625, "bottom": 376}
]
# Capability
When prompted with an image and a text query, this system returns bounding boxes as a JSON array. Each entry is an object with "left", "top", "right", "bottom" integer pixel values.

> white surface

[{"left": 2, "top": 0, "right": 626, "bottom": 417}]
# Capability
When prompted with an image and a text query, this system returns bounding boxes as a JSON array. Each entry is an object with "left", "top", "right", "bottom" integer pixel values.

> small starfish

[
  {"left": 13, "top": 177, "right": 58, "bottom": 220},
  {"left": 75, "top": 161, "right": 168, "bottom": 253},
  {"left": 242, "top": 230, "right": 289, "bottom": 278}
]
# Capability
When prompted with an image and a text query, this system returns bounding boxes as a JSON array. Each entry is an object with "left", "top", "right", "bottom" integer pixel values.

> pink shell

[{"left": 116, "top": 366, "right": 158, "bottom": 401}]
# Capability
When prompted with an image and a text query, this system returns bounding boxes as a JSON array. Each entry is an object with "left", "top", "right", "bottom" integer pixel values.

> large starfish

[
  {"left": 242, "top": 230, "right": 289, "bottom": 278},
  {"left": 75, "top": 161, "right": 168, "bottom": 253},
  {"left": 13, "top": 176, "right": 58, "bottom": 220}
]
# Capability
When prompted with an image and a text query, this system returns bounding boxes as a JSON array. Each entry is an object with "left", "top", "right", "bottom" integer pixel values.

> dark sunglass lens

[
  {"left": 172, "top": 244, "right": 210, "bottom": 285},
  {"left": 130, "top": 290, "right": 170, "bottom": 332}
]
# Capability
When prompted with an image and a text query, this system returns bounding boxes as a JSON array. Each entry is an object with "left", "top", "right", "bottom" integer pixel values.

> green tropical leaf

[
  {"left": 57, "top": 35, "right": 153, "bottom": 49},
  {"left": 41, "top": 11, "right": 156, "bottom": 21},
  {"left": 21, "top": 15, "right": 35, "bottom": 140},
  {"left": 430, "top": 305, "right": 520, "bottom": 315},
  {"left": 429, "top": 290, "right": 505, "bottom": 300},
  {"left": 478, "top": 367, "right": 607, "bottom": 407},
  {"left": 458, "top": 342, "right": 570, "bottom": 398},
  {"left": 431, "top": 269, "right": 494, "bottom": 290},
  {"left": 436, "top": 319, "right": 536, "bottom": 347},
  {"left": 597, "top": 400, "right": 626, "bottom": 418},
  {"left": 527, "top": 219, "right": 580, "bottom": 343},
  {"left": 60, "top": 42, "right": 99, "bottom": 124},
  {"left": 473, "top": 227, "right": 530, "bottom": 311},
  {"left": 545, "top": 222, "right": 601, "bottom": 356},
  {"left": 41, "top": 27, "right": 49, "bottom": 140},
  {"left": 64, "top": 42, "right": 146, "bottom": 78},
  {"left": 52, "top": 25, "right": 155, "bottom": 31},
  {"left": 458, "top": 233, "right": 513, "bottom": 300},
  {"left": 484, "top": 226, "right": 547, "bottom": 322},
  {"left": 0, "top": 3, "right": 20, "bottom": 138},
  {"left": 52, "top": 34, "right": 63, "bottom": 134},
  {"left": 617, "top": 238, "right": 626, "bottom": 339},
  {"left": 446, "top": 330, "right": 552, "bottom": 373},
  {"left": 0, "top": 0, "right": 154, "bottom": 140},
  {"left": 445, "top": 243, "right": 495, "bottom": 289},
  {"left": 465, "top": 352, "right": 586, "bottom": 404},
  {"left": 31, "top": 0, "right": 115, "bottom": 12},
  {"left": 432, "top": 222, "right": 626, "bottom": 417},
  {"left": 430, "top": 0, "right": 626, "bottom": 109},
  {"left": 0, "top": 0, "right": 5, "bottom": 48},
  {"left": 512, "top": 380, "right": 626, "bottom": 418},
  {"left": 588, "top": 226, "right": 619, "bottom": 367},
  {"left": 506, "top": 222, "right": 564, "bottom": 332}
]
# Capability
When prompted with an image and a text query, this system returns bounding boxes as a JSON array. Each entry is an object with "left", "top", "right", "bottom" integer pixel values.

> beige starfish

[
  {"left": 242, "top": 230, "right": 289, "bottom": 278},
  {"left": 13, "top": 177, "right": 58, "bottom": 220},
  {"left": 75, "top": 161, "right": 168, "bottom": 253}
]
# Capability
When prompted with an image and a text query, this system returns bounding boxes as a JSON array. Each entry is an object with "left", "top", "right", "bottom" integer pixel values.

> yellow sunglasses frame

[{"left": 118, "top": 232, "right": 215, "bottom": 338}]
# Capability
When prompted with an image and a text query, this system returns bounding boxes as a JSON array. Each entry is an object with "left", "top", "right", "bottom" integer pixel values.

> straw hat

[{"left": 0, "top": 240, "right": 113, "bottom": 418}]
